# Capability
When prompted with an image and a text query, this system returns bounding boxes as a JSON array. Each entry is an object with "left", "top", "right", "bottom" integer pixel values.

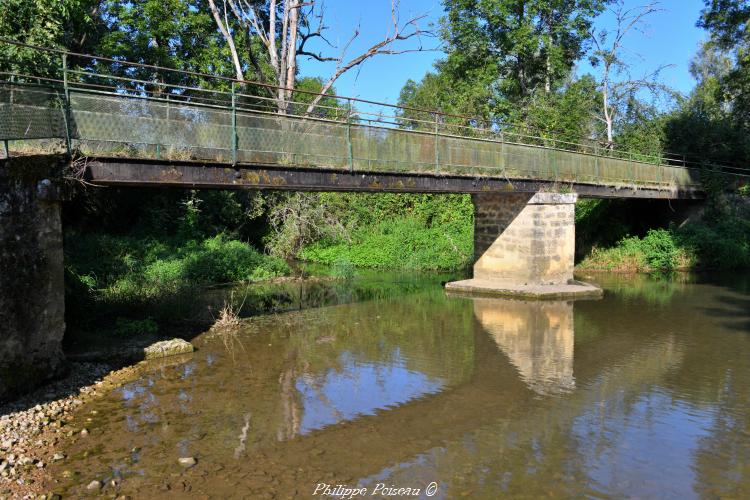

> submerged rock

[{"left": 143, "top": 339, "right": 194, "bottom": 360}]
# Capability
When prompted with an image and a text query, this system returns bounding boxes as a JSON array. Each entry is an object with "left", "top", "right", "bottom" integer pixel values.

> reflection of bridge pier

[{"left": 473, "top": 297, "right": 575, "bottom": 394}]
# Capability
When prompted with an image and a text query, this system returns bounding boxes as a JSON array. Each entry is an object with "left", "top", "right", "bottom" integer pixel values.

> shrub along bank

[
  {"left": 65, "top": 232, "right": 289, "bottom": 336},
  {"left": 576, "top": 198, "right": 750, "bottom": 272},
  {"left": 273, "top": 192, "right": 474, "bottom": 271}
]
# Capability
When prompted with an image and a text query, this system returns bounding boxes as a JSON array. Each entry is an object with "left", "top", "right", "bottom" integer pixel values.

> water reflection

[
  {"left": 295, "top": 351, "right": 444, "bottom": 436},
  {"left": 473, "top": 298, "right": 575, "bottom": 394},
  {"left": 47, "top": 273, "right": 750, "bottom": 499}
]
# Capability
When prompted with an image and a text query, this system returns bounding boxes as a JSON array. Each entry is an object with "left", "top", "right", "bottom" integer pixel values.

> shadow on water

[{"left": 199, "top": 268, "right": 465, "bottom": 322}]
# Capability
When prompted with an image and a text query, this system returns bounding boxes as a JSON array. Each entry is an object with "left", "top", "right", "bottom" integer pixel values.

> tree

[
  {"left": 698, "top": 0, "right": 750, "bottom": 126},
  {"left": 207, "top": 0, "right": 434, "bottom": 114},
  {"left": 588, "top": 0, "right": 673, "bottom": 148},
  {"left": 0, "top": 0, "right": 104, "bottom": 77},
  {"left": 439, "top": 0, "right": 607, "bottom": 117},
  {"left": 96, "top": 0, "right": 244, "bottom": 89},
  {"left": 664, "top": 42, "right": 749, "bottom": 167}
]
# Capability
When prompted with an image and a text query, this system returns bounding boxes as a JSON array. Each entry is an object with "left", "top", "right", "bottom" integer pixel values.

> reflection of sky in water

[
  {"left": 573, "top": 390, "right": 715, "bottom": 499},
  {"left": 296, "top": 350, "right": 444, "bottom": 434}
]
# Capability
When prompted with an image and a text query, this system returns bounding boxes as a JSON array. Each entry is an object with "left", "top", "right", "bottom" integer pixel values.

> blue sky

[{"left": 298, "top": 0, "right": 710, "bottom": 104}]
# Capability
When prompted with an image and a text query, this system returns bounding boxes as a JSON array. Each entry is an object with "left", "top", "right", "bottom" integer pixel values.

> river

[{"left": 49, "top": 271, "right": 750, "bottom": 498}]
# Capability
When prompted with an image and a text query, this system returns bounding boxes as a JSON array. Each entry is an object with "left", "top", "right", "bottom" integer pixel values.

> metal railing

[{"left": 1, "top": 38, "right": 747, "bottom": 190}]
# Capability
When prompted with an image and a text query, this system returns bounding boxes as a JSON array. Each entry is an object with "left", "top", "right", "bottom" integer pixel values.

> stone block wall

[
  {"left": 473, "top": 192, "right": 576, "bottom": 286},
  {"left": 0, "top": 156, "right": 66, "bottom": 401}
]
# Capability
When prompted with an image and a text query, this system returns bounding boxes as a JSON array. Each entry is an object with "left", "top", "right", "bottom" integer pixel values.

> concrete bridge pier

[
  {"left": 0, "top": 156, "right": 66, "bottom": 401},
  {"left": 446, "top": 192, "right": 602, "bottom": 299}
]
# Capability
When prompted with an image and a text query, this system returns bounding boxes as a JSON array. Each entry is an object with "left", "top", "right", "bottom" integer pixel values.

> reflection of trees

[
  {"left": 277, "top": 288, "right": 476, "bottom": 384},
  {"left": 277, "top": 359, "right": 301, "bottom": 441},
  {"left": 693, "top": 368, "right": 750, "bottom": 498},
  {"left": 590, "top": 272, "right": 692, "bottom": 306},
  {"left": 367, "top": 337, "right": 685, "bottom": 498}
]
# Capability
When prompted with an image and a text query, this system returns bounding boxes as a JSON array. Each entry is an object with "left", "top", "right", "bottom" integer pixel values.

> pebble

[
  {"left": 178, "top": 457, "right": 197, "bottom": 468},
  {"left": 0, "top": 362, "right": 134, "bottom": 497},
  {"left": 86, "top": 480, "right": 103, "bottom": 490}
]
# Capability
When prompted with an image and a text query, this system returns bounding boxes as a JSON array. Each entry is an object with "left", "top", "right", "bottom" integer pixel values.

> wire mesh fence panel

[
  {"left": 70, "top": 91, "right": 234, "bottom": 161},
  {"left": 351, "top": 126, "right": 439, "bottom": 174},
  {"left": 0, "top": 83, "right": 66, "bottom": 140},
  {"left": 237, "top": 113, "right": 350, "bottom": 169}
]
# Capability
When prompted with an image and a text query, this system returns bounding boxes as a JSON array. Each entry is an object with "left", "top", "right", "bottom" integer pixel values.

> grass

[
  {"left": 577, "top": 218, "right": 750, "bottom": 272},
  {"left": 65, "top": 233, "right": 291, "bottom": 334},
  {"left": 299, "top": 218, "right": 473, "bottom": 271}
]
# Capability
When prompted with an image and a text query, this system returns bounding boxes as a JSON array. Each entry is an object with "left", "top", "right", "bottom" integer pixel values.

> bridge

[
  {"left": 0, "top": 40, "right": 746, "bottom": 399},
  {"left": 3, "top": 42, "right": 744, "bottom": 199}
]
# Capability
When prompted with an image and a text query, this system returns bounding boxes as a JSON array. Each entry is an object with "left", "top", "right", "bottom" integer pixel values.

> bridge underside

[{"left": 83, "top": 157, "right": 704, "bottom": 199}]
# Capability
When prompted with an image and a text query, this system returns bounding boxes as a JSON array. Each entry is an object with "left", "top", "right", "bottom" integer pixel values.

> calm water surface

[{"left": 52, "top": 272, "right": 750, "bottom": 498}]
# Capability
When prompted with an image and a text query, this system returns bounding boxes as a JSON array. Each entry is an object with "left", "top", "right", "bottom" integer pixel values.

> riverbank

[
  {"left": 577, "top": 216, "right": 750, "bottom": 273},
  {"left": 0, "top": 362, "right": 143, "bottom": 498},
  {"left": 64, "top": 232, "right": 292, "bottom": 339}
]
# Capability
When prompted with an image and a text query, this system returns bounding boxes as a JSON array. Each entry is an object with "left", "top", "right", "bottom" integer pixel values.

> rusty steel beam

[{"left": 82, "top": 157, "right": 704, "bottom": 199}]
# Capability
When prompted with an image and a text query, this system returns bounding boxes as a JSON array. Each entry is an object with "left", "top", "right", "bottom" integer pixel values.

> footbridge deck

[{"left": 0, "top": 41, "right": 745, "bottom": 198}]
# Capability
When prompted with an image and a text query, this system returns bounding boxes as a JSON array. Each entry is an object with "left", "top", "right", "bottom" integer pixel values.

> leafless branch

[{"left": 305, "top": 0, "right": 435, "bottom": 114}]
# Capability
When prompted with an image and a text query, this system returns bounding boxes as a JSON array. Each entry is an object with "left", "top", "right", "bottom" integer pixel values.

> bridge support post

[
  {"left": 446, "top": 192, "right": 602, "bottom": 299},
  {"left": 0, "top": 155, "right": 66, "bottom": 401}
]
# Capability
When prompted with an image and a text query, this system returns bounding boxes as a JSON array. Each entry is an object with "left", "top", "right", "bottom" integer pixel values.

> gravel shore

[{"left": 0, "top": 362, "right": 141, "bottom": 499}]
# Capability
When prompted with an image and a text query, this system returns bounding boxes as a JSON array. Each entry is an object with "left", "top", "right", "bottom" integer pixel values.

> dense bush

[
  {"left": 294, "top": 194, "right": 474, "bottom": 271},
  {"left": 65, "top": 232, "right": 290, "bottom": 331},
  {"left": 300, "top": 218, "right": 472, "bottom": 271},
  {"left": 578, "top": 218, "right": 750, "bottom": 272}
]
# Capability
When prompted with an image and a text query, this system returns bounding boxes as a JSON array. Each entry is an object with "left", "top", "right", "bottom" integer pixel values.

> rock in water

[
  {"left": 178, "top": 457, "right": 197, "bottom": 468},
  {"left": 143, "top": 339, "right": 194, "bottom": 360}
]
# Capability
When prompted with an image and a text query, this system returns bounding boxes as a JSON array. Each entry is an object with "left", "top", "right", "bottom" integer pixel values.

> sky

[{"left": 297, "top": 0, "right": 711, "bottom": 105}]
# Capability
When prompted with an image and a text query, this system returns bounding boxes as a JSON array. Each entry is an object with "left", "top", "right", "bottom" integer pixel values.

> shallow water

[{"left": 51, "top": 272, "right": 750, "bottom": 498}]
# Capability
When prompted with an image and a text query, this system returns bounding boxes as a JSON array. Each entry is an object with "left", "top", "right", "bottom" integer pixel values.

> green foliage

[
  {"left": 264, "top": 193, "right": 474, "bottom": 271},
  {"left": 638, "top": 229, "right": 681, "bottom": 271},
  {"left": 330, "top": 258, "right": 355, "bottom": 280},
  {"left": 96, "top": 0, "right": 246, "bottom": 85},
  {"left": 261, "top": 192, "right": 476, "bottom": 273},
  {"left": 114, "top": 317, "right": 159, "bottom": 337},
  {"left": 578, "top": 217, "right": 750, "bottom": 272},
  {"left": 615, "top": 98, "right": 669, "bottom": 160},
  {"left": 514, "top": 75, "right": 601, "bottom": 143},
  {"left": 440, "top": 0, "right": 607, "bottom": 111},
  {"left": 678, "top": 217, "right": 750, "bottom": 269},
  {"left": 0, "top": 0, "right": 103, "bottom": 76},
  {"left": 64, "top": 231, "right": 290, "bottom": 334},
  {"left": 397, "top": 0, "right": 608, "bottom": 138},
  {"left": 698, "top": 0, "right": 750, "bottom": 136},
  {"left": 67, "top": 233, "right": 290, "bottom": 290},
  {"left": 663, "top": 42, "right": 750, "bottom": 168},
  {"left": 300, "top": 217, "right": 472, "bottom": 271}
]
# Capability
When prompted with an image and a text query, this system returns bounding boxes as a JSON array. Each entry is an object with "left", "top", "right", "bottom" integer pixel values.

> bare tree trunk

[
  {"left": 207, "top": 0, "right": 244, "bottom": 81},
  {"left": 211, "top": 0, "right": 434, "bottom": 116}
]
